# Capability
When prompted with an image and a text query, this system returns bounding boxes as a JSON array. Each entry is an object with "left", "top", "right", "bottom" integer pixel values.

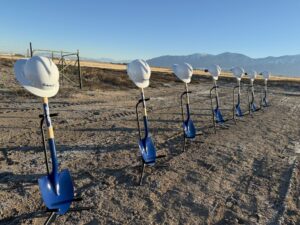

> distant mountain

[{"left": 147, "top": 52, "right": 300, "bottom": 77}]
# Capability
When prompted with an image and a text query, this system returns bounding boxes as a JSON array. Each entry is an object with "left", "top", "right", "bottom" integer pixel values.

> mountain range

[
  {"left": 147, "top": 52, "right": 300, "bottom": 77},
  {"left": 3, "top": 50, "right": 300, "bottom": 77}
]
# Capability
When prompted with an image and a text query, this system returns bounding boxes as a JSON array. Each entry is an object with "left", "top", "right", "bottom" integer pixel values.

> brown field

[
  {"left": 2, "top": 55, "right": 300, "bottom": 84},
  {"left": 0, "top": 57, "right": 300, "bottom": 225}
]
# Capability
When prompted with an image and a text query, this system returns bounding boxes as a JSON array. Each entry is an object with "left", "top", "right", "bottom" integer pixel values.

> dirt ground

[{"left": 0, "top": 58, "right": 300, "bottom": 225}]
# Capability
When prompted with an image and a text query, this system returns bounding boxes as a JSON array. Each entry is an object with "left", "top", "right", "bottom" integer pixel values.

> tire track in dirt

[
  {"left": 0, "top": 100, "right": 110, "bottom": 115},
  {"left": 0, "top": 90, "right": 294, "bottom": 224}
]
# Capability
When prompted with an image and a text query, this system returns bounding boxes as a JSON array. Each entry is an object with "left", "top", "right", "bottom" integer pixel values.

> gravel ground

[{"left": 0, "top": 59, "right": 300, "bottom": 225}]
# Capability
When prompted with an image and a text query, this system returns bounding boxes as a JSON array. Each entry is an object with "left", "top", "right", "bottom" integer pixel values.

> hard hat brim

[
  {"left": 134, "top": 79, "right": 150, "bottom": 89},
  {"left": 179, "top": 78, "right": 191, "bottom": 84},
  {"left": 212, "top": 76, "right": 219, "bottom": 81},
  {"left": 14, "top": 58, "right": 59, "bottom": 98}
]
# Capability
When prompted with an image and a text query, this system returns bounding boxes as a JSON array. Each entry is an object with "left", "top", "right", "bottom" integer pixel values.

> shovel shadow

[
  {"left": 0, "top": 143, "right": 136, "bottom": 155},
  {"left": 0, "top": 209, "right": 48, "bottom": 225}
]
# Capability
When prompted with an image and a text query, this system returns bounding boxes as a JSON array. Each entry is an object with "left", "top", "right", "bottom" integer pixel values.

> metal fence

[{"left": 29, "top": 42, "right": 82, "bottom": 89}]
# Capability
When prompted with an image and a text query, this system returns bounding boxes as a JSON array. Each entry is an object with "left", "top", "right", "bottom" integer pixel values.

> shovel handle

[{"left": 42, "top": 97, "right": 59, "bottom": 193}]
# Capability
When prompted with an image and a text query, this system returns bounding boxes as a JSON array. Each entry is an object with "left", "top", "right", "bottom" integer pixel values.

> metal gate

[{"left": 29, "top": 42, "right": 82, "bottom": 89}]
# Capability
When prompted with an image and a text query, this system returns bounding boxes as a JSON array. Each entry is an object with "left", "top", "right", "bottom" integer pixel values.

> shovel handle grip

[
  {"left": 137, "top": 98, "right": 150, "bottom": 104},
  {"left": 180, "top": 91, "right": 192, "bottom": 98},
  {"left": 210, "top": 86, "right": 219, "bottom": 92},
  {"left": 39, "top": 113, "right": 59, "bottom": 118}
]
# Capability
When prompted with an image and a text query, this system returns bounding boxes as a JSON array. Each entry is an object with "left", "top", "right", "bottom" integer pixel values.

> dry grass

[{"left": 1, "top": 55, "right": 300, "bottom": 84}]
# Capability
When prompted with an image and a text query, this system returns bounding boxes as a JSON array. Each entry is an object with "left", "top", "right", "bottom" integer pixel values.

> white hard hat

[
  {"left": 14, "top": 56, "right": 59, "bottom": 97},
  {"left": 247, "top": 70, "right": 257, "bottom": 81},
  {"left": 207, "top": 65, "right": 221, "bottom": 80},
  {"left": 231, "top": 67, "right": 245, "bottom": 80},
  {"left": 172, "top": 63, "right": 193, "bottom": 83},
  {"left": 261, "top": 71, "right": 271, "bottom": 80},
  {"left": 127, "top": 59, "right": 151, "bottom": 88}
]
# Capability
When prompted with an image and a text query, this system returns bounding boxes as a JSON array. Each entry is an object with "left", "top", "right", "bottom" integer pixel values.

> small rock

[{"left": 226, "top": 201, "right": 233, "bottom": 208}]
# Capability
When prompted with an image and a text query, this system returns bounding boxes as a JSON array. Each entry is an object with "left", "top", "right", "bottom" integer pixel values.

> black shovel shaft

[
  {"left": 180, "top": 85, "right": 192, "bottom": 123},
  {"left": 40, "top": 117, "right": 50, "bottom": 176},
  {"left": 135, "top": 92, "right": 150, "bottom": 140},
  {"left": 30, "top": 42, "right": 33, "bottom": 57}
]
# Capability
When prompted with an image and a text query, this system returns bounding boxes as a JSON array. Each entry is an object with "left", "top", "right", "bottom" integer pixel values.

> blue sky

[{"left": 0, "top": 0, "right": 300, "bottom": 60}]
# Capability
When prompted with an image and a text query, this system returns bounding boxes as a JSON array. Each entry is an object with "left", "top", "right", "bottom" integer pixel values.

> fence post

[
  {"left": 30, "top": 42, "right": 33, "bottom": 57},
  {"left": 77, "top": 50, "right": 82, "bottom": 89},
  {"left": 61, "top": 51, "right": 64, "bottom": 86}
]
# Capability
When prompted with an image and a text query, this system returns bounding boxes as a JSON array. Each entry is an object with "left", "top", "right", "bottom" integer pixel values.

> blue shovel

[
  {"left": 180, "top": 84, "right": 196, "bottom": 152},
  {"left": 247, "top": 81, "right": 258, "bottom": 115},
  {"left": 235, "top": 91, "right": 243, "bottom": 117},
  {"left": 250, "top": 85, "right": 257, "bottom": 112},
  {"left": 250, "top": 101, "right": 257, "bottom": 112},
  {"left": 210, "top": 80, "right": 225, "bottom": 133},
  {"left": 262, "top": 97, "right": 268, "bottom": 107},
  {"left": 262, "top": 84, "right": 269, "bottom": 107},
  {"left": 214, "top": 105, "right": 224, "bottom": 123},
  {"left": 138, "top": 116, "right": 156, "bottom": 165},
  {"left": 213, "top": 81, "right": 225, "bottom": 124},
  {"left": 232, "top": 80, "right": 243, "bottom": 122},
  {"left": 38, "top": 97, "right": 74, "bottom": 215},
  {"left": 136, "top": 88, "right": 157, "bottom": 185},
  {"left": 183, "top": 105, "right": 196, "bottom": 139},
  {"left": 261, "top": 80, "right": 270, "bottom": 107}
]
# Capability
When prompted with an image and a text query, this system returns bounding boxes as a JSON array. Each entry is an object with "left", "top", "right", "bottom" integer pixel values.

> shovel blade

[
  {"left": 250, "top": 103, "right": 257, "bottom": 112},
  {"left": 38, "top": 169, "right": 74, "bottom": 215},
  {"left": 183, "top": 119, "right": 196, "bottom": 138},
  {"left": 235, "top": 104, "right": 243, "bottom": 117},
  {"left": 139, "top": 137, "right": 156, "bottom": 165},
  {"left": 214, "top": 108, "right": 225, "bottom": 123},
  {"left": 263, "top": 98, "right": 269, "bottom": 107}
]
